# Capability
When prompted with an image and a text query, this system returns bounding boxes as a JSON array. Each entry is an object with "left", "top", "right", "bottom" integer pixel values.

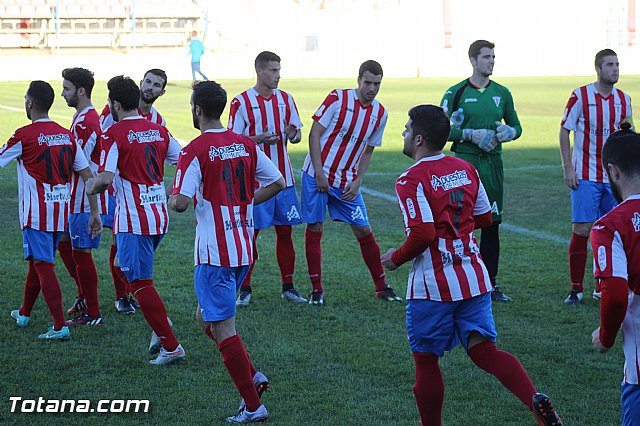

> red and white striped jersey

[
  {"left": 228, "top": 88, "right": 302, "bottom": 187},
  {"left": 69, "top": 106, "right": 108, "bottom": 215},
  {"left": 591, "top": 194, "right": 640, "bottom": 384},
  {"left": 0, "top": 119, "right": 89, "bottom": 232},
  {"left": 99, "top": 103, "right": 165, "bottom": 132},
  {"left": 395, "top": 154, "right": 492, "bottom": 302},
  {"left": 561, "top": 83, "right": 632, "bottom": 182},
  {"left": 99, "top": 116, "right": 181, "bottom": 235},
  {"left": 302, "top": 89, "right": 387, "bottom": 189},
  {"left": 173, "top": 128, "right": 283, "bottom": 267}
]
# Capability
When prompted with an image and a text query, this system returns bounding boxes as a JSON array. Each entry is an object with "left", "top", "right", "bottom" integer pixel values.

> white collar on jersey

[
  {"left": 33, "top": 118, "right": 53, "bottom": 123},
  {"left": 203, "top": 128, "right": 227, "bottom": 133},
  {"left": 77, "top": 105, "right": 95, "bottom": 116},
  {"left": 625, "top": 193, "right": 640, "bottom": 202},
  {"left": 122, "top": 115, "right": 143, "bottom": 121},
  {"left": 415, "top": 153, "right": 445, "bottom": 164}
]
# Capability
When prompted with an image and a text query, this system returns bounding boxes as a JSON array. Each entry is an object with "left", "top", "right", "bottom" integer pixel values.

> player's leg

[
  {"left": 236, "top": 229, "right": 259, "bottom": 307},
  {"left": 57, "top": 232, "right": 84, "bottom": 314},
  {"left": 104, "top": 194, "right": 134, "bottom": 313},
  {"left": 11, "top": 260, "right": 40, "bottom": 327},
  {"left": 301, "top": 172, "right": 328, "bottom": 302}
]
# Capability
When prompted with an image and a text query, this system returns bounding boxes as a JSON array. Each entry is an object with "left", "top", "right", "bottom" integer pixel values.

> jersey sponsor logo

[
  {"left": 590, "top": 128, "right": 613, "bottom": 137},
  {"left": 37, "top": 133, "right": 72, "bottom": 146},
  {"left": 492, "top": 96, "right": 501, "bottom": 107},
  {"left": 430, "top": 170, "right": 472, "bottom": 191},
  {"left": 597, "top": 245, "right": 607, "bottom": 271},
  {"left": 224, "top": 217, "right": 253, "bottom": 231},
  {"left": 44, "top": 184, "right": 71, "bottom": 203},
  {"left": 139, "top": 184, "right": 166, "bottom": 205},
  {"left": 208, "top": 144, "right": 249, "bottom": 161},
  {"left": 463, "top": 98, "right": 477, "bottom": 103},
  {"left": 286, "top": 205, "right": 300, "bottom": 221},
  {"left": 406, "top": 198, "right": 416, "bottom": 218},
  {"left": 346, "top": 107, "right": 354, "bottom": 113},
  {"left": 633, "top": 212, "right": 640, "bottom": 232},
  {"left": 337, "top": 131, "right": 360, "bottom": 144},
  {"left": 127, "top": 129, "right": 162, "bottom": 144},
  {"left": 441, "top": 251, "right": 453, "bottom": 266},
  {"left": 351, "top": 206, "right": 365, "bottom": 222}
]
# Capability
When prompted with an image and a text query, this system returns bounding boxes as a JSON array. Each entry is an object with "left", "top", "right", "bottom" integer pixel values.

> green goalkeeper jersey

[{"left": 440, "top": 79, "right": 522, "bottom": 155}]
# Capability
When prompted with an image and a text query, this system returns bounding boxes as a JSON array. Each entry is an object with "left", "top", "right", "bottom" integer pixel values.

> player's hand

[
  {"left": 381, "top": 248, "right": 399, "bottom": 271},
  {"left": 88, "top": 212, "right": 103, "bottom": 239},
  {"left": 592, "top": 327, "right": 610, "bottom": 353},
  {"left": 256, "top": 130, "right": 280, "bottom": 145},
  {"left": 563, "top": 166, "right": 578, "bottom": 189},
  {"left": 314, "top": 172, "right": 330, "bottom": 193},
  {"left": 340, "top": 179, "right": 361, "bottom": 201},
  {"left": 284, "top": 124, "right": 298, "bottom": 142},
  {"left": 494, "top": 121, "right": 516, "bottom": 142},
  {"left": 463, "top": 129, "right": 497, "bottom": 152}
]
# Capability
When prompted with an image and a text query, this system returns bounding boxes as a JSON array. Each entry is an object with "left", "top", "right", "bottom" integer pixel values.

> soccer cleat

[
  {"left": 564, "top": 289, "right": 583, "bottom": 305},
  {"left": 238, "top": 371, "right": 270, "bottom": 413},
  {"left": 148, "top": 317, "right": 175, "bottom": 355},
  {"left": 376, "top": 285, "right": 403, "bottom": 302},
  {"left": 66, "top": 296, "right": 86, "bottom": 316},
  {"left": 281, "top": 288, "right": 308, "bottom": 303},
  {"left": 593, "top": 289, "right": 602, "bottom": 301},
  {"left": 226, "top": 404, "right": 268, "bottom": 424},
  {"left": 66, "top": 313, "right": 104, "bottom": 326},
  {"left": 149, "top": 344, "right": 186, "bottom": 366},
  {"left": 128, "top": 295, "right": 140, "bottom": 311},
  {"left": 308, "top": 289, "right": 325, "bottom": 306},
  {"left": 115, "top": 296, "right": 135, "bottom": 314},
  {"left": 37, "top": 326, "right": 71, "bottom": 341},
  {"left": 236, "top": 291, "right": 252, "bottom": 307},
  {"left": 10, "top": 309, "right": 29, "bottom": 327},
  {"left": 532, "top": 392, "right": 563, "bottom": 425},
  {"left": 491, "top": 286, "right": 512, "bottom": 302}
]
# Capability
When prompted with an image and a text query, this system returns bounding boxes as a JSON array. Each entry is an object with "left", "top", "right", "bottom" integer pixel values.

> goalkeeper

[{"left": 440, "top": 39, "right": 522, "bottom": 303}]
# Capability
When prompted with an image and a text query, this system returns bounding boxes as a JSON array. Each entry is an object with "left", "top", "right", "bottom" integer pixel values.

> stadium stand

[{"left": 0, "top": 0, "right": 203, "bottom": 48}]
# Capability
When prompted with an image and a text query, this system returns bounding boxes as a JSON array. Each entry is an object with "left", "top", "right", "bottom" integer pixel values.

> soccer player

[
  {"left": 228, "top": 51, "right": 307, "bottom": 306},
  {"left": 381, "top": 105, "right": 562, "bottom": 426},
  {"left": 58, "top": 67, "right": 107, "bottom": 326},
  {"left": 3, "top": 81, "right": 101, "bottom": 340},
  {"left": 169, "top": 80, "right": 284, "bottom": 423},
  {"left": 560, "top": 49, "right": 633, "bottom": 304},
  {"left": 302, "top": 59, "right": 401, "bottom": 305},
  {"left": 590, "top": 123, "right": 640, "bottom": 425},
  {"left": 88, "top": 75, "right": 185, "bottom": 365},
  {"left": 440, "top": 39, "right": 521, "bottom": 302},
  {"left": 99, "top": 68, "right": 169, "bottom": 314}
]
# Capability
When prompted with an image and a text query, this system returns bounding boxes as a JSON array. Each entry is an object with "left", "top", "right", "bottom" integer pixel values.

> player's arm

[
  {"left": 341, "top": 144, "right": 375, "bottom": 201},
  {"left": 309, "top": 120, "right": 329, "bottom": 192},
  {"left": 72, "top": 144, "right": 102, "bottom": 237},
  {"left": 559, "top": 126, "right": 577, "bottom": 189},
  {"left": 382, "top": 223, "right": 436, "bottom": 271},
  {"left": 592, "top": 277, "right": 629, "bottom": 352},
  {"left": 440, "top": 89, "right": 463, "bottom": 142},
  {"left": 284, "top": 125, "right": 301, "bottom": 144},
  {"left": 473, "top": 180, "right": 493, "bottom": 229}
]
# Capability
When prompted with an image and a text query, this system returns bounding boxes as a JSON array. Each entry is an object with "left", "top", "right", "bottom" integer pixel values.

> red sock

[
  {"left": 110, "top": 244, "right": 129, "bottom": 299},
  {"left": 218, "top": 335, "right": 261, "bottom": 412},
  {"left": 413, "top": 352, "right": 444, "bottom": 426},
  {"left": 238, "top": 335, "right": 258, "bottom": 378},
  {"left": 356, "top": 232, "right": 386, "bottom": 291},
  {"left": 73, "top": 251, "right": 100, "bottom": 317},
  {"left": 569, "top": 233, "right": 589, "bottom": 292},
  {"left": 58, "top": 239, "right": 81, "bottom": 296},
  {"left": 130, "top": 279, "right": 179, "bottom": 351},
  {"left": 204, "top": 326, "right": 217, "bottom": 343},
  {"left": 467, "top": 341, "right": 535, "bottom": 410},
  {"left": 305, "top": 229, "right": 323, "bottom": 291},
  {"left": 33, "top": 262, "right": 65, "bottom": 330},
  {"left": 275, "top": 225, "right": 295, "bottom": 285},
  {"left": 241, "top": 230, "right": 260, "bottom": 288},
  {"left": 20, "top": 261, "right": 41, "bottom": 317}
]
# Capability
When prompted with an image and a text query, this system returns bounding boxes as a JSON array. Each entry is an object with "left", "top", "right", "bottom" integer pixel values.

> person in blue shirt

[{"left": 189, "top": 31, "right": 209, "bottom": 81}]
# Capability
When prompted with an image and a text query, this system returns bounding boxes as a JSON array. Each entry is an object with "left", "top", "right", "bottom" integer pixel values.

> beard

[
  {"left": 609, "top": 178, "right": 623, "bottom": 203},
  {"left": 110, "top": 107, "right": 119, "bottom": 122},
  {"left": 141, "top": 92, "right": 159, "bottom": 105},
  {"left": 65, "top": 93, "right": 78, "bottom": 108},
  {"left": 192, "top": 108, "right": 200, "bottom": 130}
]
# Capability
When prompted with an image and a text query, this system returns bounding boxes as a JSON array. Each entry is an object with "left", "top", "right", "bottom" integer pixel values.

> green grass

[{"left": 1, "top": 76, "right": 639, "bottom": 425}]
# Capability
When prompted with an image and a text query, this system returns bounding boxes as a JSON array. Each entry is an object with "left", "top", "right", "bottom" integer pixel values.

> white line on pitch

[
  {"left": 0, "top": 103, "right": 72, "bottom": 121},
  {"left": 365, "top": 165, "right": 558, "bottom": 177}
]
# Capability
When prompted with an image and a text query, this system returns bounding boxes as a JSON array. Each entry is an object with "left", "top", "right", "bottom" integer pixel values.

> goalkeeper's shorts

[{"left": 455, "top": 152, "right": 503, "bottom": 223}]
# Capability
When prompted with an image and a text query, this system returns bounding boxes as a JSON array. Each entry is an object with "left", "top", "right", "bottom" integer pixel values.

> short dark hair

[
  {"left": 595, "top": 49, "right": 618, "bottom": 69},
  {"left": 603, "top": 122, "right": 640, "bottom": 177},
  {"left": 27, "top": 80, "right": 55, "bottom": 112},
  {"left": 144, "top": 68, "right": 168, "bottom": 89},
  {"left": 468, "top": 40, "right": 495, "bottom": 59},
  {"left": 192, "top": 80, "right": 227, "bottom": 120},
  {"left": 255, "top": 51, "right": 281, "bottom": 69},
  {"left": 408, "top": 105, "right": 451, "bottom": 151},
  {"left": 62, "top": 67, "right": 95, "bottom": 98},
  {"left": 107, "top": 76, "right": 140, "bottom": 111},
  {"left": 358, "top": 60, "right": 383, "bottom": 78}
]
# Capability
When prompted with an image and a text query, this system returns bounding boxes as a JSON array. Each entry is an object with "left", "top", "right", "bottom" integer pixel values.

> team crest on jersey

[
  {"left": 38, "top": 133, "right": 72, "bottom": 146},
  {"left": 431, "top": 170, "right": 471, "bottom": 191},
  {"left": 351, "top": 206, "right": 365, "bottom": 222},
  {"left": 633, "top": 212, "right": 640, "bottom": 232},
  {"left": 286, "top": 205, "right": 300, "bottom": 221},
  {"left": 127, "top": 129, "right": 162, "bottom": 144},
  {"left": 492, "top": 96, "right": 501, "bottom": 107},
  {"left": 209, "top": 144, "right": 249, "bottom": 161},
  {"left": 406, "top": 198, "right": 416, "bottom": 218},
  {"left": 597, "top": 245, "right": 607, "bottom": 271}
]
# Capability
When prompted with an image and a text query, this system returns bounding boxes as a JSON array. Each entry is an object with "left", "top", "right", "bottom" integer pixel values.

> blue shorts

[
  {"left": 102, "top": 194, "right": 116, "bottom": 229},
  {"left": 622, "top": 382, "right": 640, "bottom": 426},
  {"left": 68, "top": 212, "right": 103, "bottom": 249},
  {"left": 406, "top": 292, "right": 497, "bottom": 356},
  {"left": 194, "top": 264, "right": 251, "bottom": 322},
  {"left": 116, "top": 233, "right": 163, "bottom": 282},
  {"left": 22, "top": 228, "right": 62, "bottom": 263},
  {"left": 300, "top": 172, "right": 369, "bottom": 226},
  {"left": 571, "top": 180, "right": 617, "bottom": 223},
  {"left": 254, "top": 185, "right": 302, "bottom": 229}
]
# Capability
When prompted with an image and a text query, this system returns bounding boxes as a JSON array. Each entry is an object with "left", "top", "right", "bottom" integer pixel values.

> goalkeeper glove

[
  {"left": 495, "top": 121, "right": 516, "bottom": 142},
  {"left": 462, "top": 128, "right": 498, "bottom": 152}
]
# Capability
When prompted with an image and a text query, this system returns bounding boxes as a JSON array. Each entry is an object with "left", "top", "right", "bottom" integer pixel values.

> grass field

[{"left": 1, "top": 75, "right": 639, "bottom": 425}]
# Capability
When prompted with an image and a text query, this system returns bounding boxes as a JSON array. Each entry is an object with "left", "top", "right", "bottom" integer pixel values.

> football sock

[
  {"left": 237, "top": 335, "right": 258, "bottom": 378},
  {"left": 110, "top": 244, "right": 130, "bottom": 299},
  {"left": 480, "top": 223, "right": 500, "bottom": 281},
  {"left": 20, "top": 261, "right": 41, "bottom": 317},
  {"left": 203, "top": 326, "right": 218, "bottom": 344},
  {"left": 275, "top": 225, "right": 296, "bottom": 286},
  {"left": 58, "top": 239, "right": 81, "bottom": 296},
  {"left": 305, "top": 229, "right": 323, "bottom": 291},
  {"left": 72, "top": 251, "right": 100, "bottom": 317},
  {"left": 218, "top": 335, "right": 261, "bottom": 412},
  {"left": 130, "top": 279, "right": 179, "bottom": 352},
  {"left": 33, "top": 262, "right": 65, "bottom": 330},
  {"left": 467, "top": 341, "right": 535, "bottom": 410},
  {"left": 240, "top": 230, "right": 259, "bottom": 289},
  {"left": 413, "top": 352, "right": 444, "bottom": 426},
  {"left": 356, "top": 232, "right": 386, "bottom": 292},
  {"left": 569, "top": 233, "right": 589, "bottom": 292}
]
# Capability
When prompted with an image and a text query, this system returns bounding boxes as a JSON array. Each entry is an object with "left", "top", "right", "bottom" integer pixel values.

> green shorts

[{"left": 455, "top": 152, "right": 503, "bottom": 222}]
